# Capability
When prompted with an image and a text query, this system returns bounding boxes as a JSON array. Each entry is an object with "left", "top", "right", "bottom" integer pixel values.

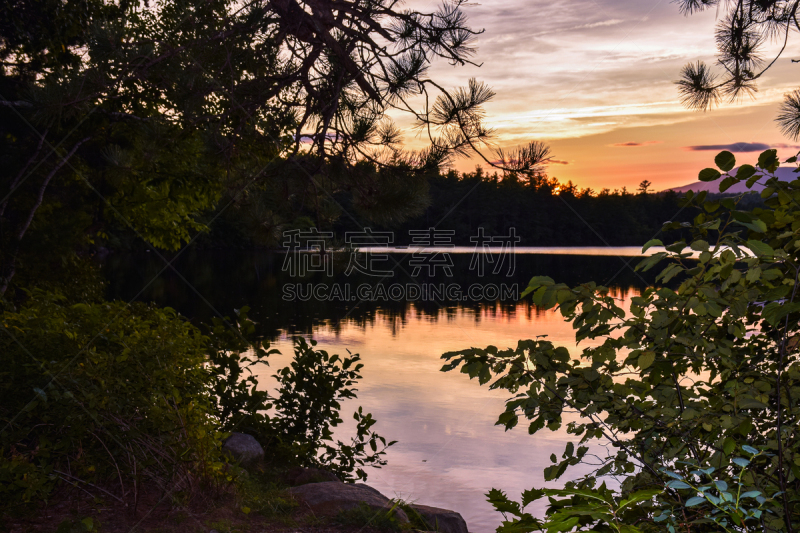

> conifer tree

[
  {"left": 675, "top": 0, "right": 800, "bottom": 138},
  {"left": 0, "top": 0, "right": 550, "bottom": 295}
]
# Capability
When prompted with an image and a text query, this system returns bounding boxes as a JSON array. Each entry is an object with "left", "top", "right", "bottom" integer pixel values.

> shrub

[
  {"left": 0, "top": 290, "right": 222, "bottom": 514},
  {"left": 207, "top": 312, "right": 394, "bottom": 482},
  {"left": 444, "top": 150, "right": 800, "bottom": 532},
  {"left": 1, "top": 293, "right": 393, "bottom": 519}
]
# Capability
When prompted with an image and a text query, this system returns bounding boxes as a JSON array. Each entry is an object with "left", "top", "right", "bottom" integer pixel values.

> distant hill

[{"left": 665, "top": 166, "right": 798, "bottom": 194}]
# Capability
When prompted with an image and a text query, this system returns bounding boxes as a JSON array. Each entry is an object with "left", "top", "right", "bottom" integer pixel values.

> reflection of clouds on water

[
  {"left": 262, "top": 294, "right": 639, "bottom": 532},
  {"left": 103, "top": 250, "right": 650, "bottom": 530}
]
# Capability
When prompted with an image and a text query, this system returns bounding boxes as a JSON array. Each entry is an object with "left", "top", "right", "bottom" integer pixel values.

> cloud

[
  {"left": 547, "top": 159, "right": 570, "bottom": 165},
  {"left": 611, "top": 141, "right": 662, "bottom": 147},
  {"left": 684, "top": 142, "right": 800, "bottom": 152},
  {"left": 684, "top": 142, "right": 770, "bottom": 152},
  {"left": 575, "top": 18, "right": 626, "bottom": 30},
  {"left": 531, "top": 18, "right": 625, "bottom": 37}
]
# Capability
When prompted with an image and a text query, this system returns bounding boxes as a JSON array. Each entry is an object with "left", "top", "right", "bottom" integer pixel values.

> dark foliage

[
  {"left": 342, "top": 168, "right": 693, "bottom": 247},
  {"left": 675, "top": 0, "right": 800, "bottom": 138}
]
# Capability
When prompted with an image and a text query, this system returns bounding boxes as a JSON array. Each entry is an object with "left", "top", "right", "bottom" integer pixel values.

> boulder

[
  {"left": 284, "top": 466, "right": 341, "bottom": 486},
  {"left": 222, "top": 433, "right": 264, "bottom": 468},
  {"left": 410, "top": 504, "right": 468, "bottom": 533},
  {"left": 290, "top": 481, "right": 409, "bottom": 523}
]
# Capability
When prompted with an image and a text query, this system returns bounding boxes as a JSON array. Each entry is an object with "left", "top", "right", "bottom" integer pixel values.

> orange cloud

[{"left": 610, "top": 141, "right": 663, "bottom": 147}]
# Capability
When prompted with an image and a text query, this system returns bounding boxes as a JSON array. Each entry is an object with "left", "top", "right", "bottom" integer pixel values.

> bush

[
  {"left": 207, "top": 313, "right": 394, "bottom": 482},
  {"left": 444, "top": 150, "right": 800, "bottom": 532},
  {"left": 0, "top": 290, "right": 222, "bottom": 514},
  {"left": 1, "top": 292, "right": 393, "bottom": 520}
]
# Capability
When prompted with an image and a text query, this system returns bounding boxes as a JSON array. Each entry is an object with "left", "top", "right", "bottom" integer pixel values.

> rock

[
  {"left": 222, "top": 433, "right": 264, "bottom": 468},
  {"left": 409, "top": 504, "right": 468, "bottom": 533},
  {"left": 289, "top": 481, "right": 409, "bottom": 523},
  {"left": 284, "top": 466, "right": 341, "bottom": 486}
]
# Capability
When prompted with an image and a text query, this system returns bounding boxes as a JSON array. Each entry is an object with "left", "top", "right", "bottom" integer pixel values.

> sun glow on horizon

[{"left": 404, "top": 0, "right": 800, "bottom": 191}]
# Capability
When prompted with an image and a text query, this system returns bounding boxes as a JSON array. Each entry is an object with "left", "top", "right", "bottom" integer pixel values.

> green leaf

[
  {"left": 521, "top": 488, "right": 545, "bottom": 507},
  {"left": 642, "top": 239, "right": 663, "bottom": 253},
  {"left": 666, "top": 480, "right": 692, "bottom": 489},
  {"left": 758, "top": 149, "right": 779, "bottom": 172},
  {"left": 487, "top": 489, "right": 523, "bottom": 516},
  {"left": 522, "top": 276, "right": 555, "bottom": 299},
  {"left": 739, "top": 398, "right": 768, "bottom": 409},
  {"left": 527, "top": 275, "right": 554, "bottom": 287},
  {"left": 761, "top": 301, "right": 800, "bottom": 326},
  {"left": 686, "top": 496, "right": 706, "bottom": 507},
  {"left": 746, "top": 267, "right": 761, "bottom": 282},
  {"left": 541, "top": 488, "right": 610, "bottom": 502},
  {"left": 637, "top": 252, "right": 667, "bottom": 272},
  {"left": 737, "top": 164, "right": 757, "bottom": 181},
  {"left": 638, "top": 351, "right": 656, "bottom": 370},
  {"left": 723, "top": 438, "right": 736, "bottom": 455},
  {"left": 738, "top": 219, "right": 767, "bottom": 233},
  {"left": 659, "top": 263, "right": 684, "bottom": 283},
  {"left": 719, "top": 176, "right": 738, "bottom": 192},
  {"left": 699, "top": 168, "right": 722, "bottom": 182},
  {"left": 746, "top": 240, "right": 774, "bottom": 257},
  {"left": 545, "top": 516, "right": 580, "bottom": 531},
  {"left": 618, "top": 489, "right": 662, "bottom": 510},
  {"left": 715, "top": 151, "right": 736, "bottom": 171}
]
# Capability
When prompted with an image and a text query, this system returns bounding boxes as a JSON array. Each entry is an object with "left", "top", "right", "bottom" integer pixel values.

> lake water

[{"left": 105, "top": 247, "right": 652, "bottom": 532}]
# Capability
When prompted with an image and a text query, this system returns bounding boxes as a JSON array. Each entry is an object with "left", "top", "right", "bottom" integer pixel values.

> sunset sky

[{"left": 411, "top": 0, "right": 800, "bottom": 191}]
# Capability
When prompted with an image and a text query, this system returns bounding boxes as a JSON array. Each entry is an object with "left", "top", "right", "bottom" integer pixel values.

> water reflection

[
  {"left": 263, "top": 291, "right": 638, "bottom": 533},
  {"left": 360, "top": 246, "right": 664, "bottom": 256},
  {"left": 103, "top": 251, "right": 646, "bottom": 532},
  {"left": 104, "top": 250, "right": 651, "bottom": 338}
]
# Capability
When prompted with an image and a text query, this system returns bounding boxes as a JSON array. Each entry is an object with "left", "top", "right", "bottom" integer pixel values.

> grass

[
  {"left": 238, "top": 470, "right": 299, "bottom": 520},
  {"left": 332, "top": 499, "right": 438, "bottom": 533},
  {"left": 6, "top": 465, "right": 435, "bottom": 533},
  {"left": 334, "top": 502, "right": 405, "bottom": 532},
  {"left": 398, "top": 504, "right": 434, "bottom": 532}
]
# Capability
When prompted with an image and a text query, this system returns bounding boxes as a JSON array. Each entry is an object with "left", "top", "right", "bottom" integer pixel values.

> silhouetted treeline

[
  {"left": 166, "top": 166, "right": 701, "bottom": 250},
  {"left": 335, "top": 167, "right": 694, "bottom": 246}
]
